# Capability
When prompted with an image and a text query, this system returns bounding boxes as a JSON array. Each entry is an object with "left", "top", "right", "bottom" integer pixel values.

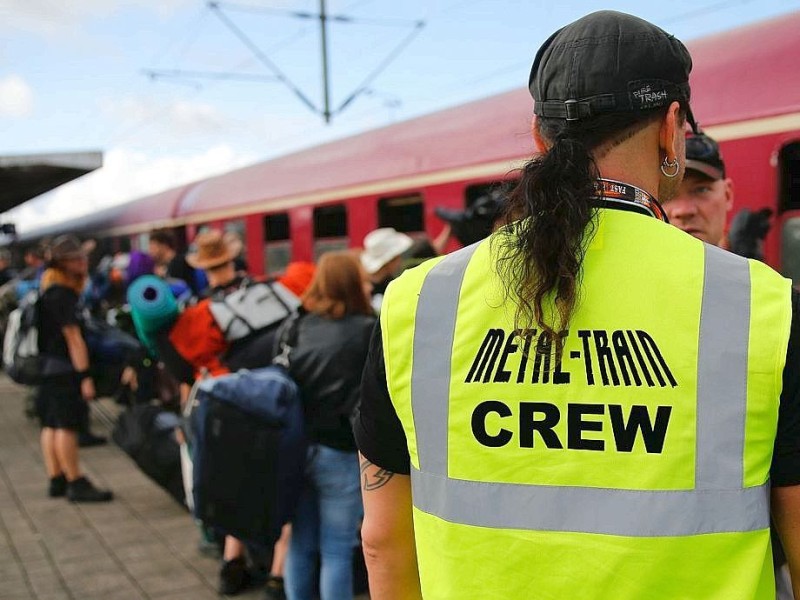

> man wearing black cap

[
  {"left": 662, "top": 132, "right": 733, "bottom": 245},
  {"left": 666, "top": 132, "right": 795, "bottom": 599},
  {"left": 354, "top": 10, "right": 800, "bottom": 600}
]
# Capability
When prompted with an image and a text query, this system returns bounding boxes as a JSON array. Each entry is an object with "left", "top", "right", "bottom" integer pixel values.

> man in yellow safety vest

[{"left": 354, "top": 10, "right": 800, "bottom": 600}]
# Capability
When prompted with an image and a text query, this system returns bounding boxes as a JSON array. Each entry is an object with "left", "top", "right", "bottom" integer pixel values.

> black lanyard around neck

[{"left": 592, "top": 178, "right": 669, "bottom": 223}]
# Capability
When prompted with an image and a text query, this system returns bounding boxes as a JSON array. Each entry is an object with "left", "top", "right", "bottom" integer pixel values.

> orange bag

[{"left": 169, "top": 299, "right": 230, "bottom": 378}]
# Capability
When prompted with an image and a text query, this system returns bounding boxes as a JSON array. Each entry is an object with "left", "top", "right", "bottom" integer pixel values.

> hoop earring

[{"left": 661, "top": 156, "right": 680, "bottom": 178}]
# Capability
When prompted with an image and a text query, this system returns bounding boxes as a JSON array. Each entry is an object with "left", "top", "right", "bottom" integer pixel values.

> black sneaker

[
  {"left": 48, "top": 474, "right": 67, "bottom": 498},
  {"left": 78, "top": 432, "right": 108, "bottom": 448},
  {"left": 66, "top": 477, "right": 113, "bottom": 503},
  {"left": 219, "top": 556, "right": 250, "bottom": 596},
  {"left": 264, "top": 575, "right": 285, "bottom": 600}
]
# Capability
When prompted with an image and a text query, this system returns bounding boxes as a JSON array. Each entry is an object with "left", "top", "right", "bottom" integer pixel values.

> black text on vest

[
  {"left": 471, "top": 400, "right": 672, "bottom": 453},
  {"left": 464, "top": 328, "right": 677, "bottom": 388}
]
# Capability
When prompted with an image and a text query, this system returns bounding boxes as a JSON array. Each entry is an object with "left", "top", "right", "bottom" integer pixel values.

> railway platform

[{"left": 0, "top": 377, "right": 268, "bottom": 600}]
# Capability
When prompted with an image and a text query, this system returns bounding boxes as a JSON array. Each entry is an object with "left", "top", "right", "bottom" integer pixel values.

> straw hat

[
  {"left": 186, "top": 230, "right": 242, "bottom": 270},
  {"left": 360, "top": 228, "right": 414, "bottom": 275}
]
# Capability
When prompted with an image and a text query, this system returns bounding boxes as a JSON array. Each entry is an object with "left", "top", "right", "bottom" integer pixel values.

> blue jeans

[{"left": 285, "top": 444, "right": 363, "bottom": 600}]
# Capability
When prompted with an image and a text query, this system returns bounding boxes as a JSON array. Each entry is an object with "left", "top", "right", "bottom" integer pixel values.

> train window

[
  {"left": 313, "top": 204, "right": 349, "bottom": 260},
  {"left": 264, "top": 213, "right": 291, "bottom": 275},
  {"left": 780, "top": 143, "right": 800, "bottom": 212},
  {"left": 224, "top": 219, "right": 246, "bottom": 244},
  {"left": 314, "top": 204, "right": 348, "bottom": 238},
  {"left": 378, "top": 194, "right": 424, "bottom": 233},
  {"left": 265, "top": 213, "right": 290, "bottom": 242}
]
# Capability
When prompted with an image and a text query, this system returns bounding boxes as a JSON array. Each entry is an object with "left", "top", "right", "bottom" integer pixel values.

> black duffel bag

[{"left": 112, "top": 403, "right": 185, "bottom": 506}]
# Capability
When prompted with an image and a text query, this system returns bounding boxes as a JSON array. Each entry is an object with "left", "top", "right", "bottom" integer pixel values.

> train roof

[
  {"left": 20, "top": 10, "right": 800, "bottom": 239},
  {"left": 688, "top": 11, "right": 800, "bottom": 127},
  {"left": 16, "top": 185, "right": 192, "bottom": 242},
  {"left": 174, "top": 87, "right": 534, "bottom": 221}
]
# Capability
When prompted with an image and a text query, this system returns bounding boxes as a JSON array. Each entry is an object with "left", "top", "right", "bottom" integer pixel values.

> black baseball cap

[
  {"left": 685, "top": 133, "right": 725, "bottom": 179},
  {"left": 530, "top": 11, "right": 698, "bottom": 133}
]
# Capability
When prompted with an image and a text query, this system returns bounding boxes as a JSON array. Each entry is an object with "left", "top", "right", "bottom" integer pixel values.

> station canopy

[{"left": 0, "top": 151, "right": 103, "bottom": 213}]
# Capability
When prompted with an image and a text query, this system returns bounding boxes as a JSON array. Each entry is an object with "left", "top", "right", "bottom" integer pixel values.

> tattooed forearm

[{"left": 360, "top": 458, "right": 395, "bottom": 491}]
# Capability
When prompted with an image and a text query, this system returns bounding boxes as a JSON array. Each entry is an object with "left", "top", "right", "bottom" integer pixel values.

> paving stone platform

[{"left": 0, "top": 378, "right": 267, "bottom": 600}]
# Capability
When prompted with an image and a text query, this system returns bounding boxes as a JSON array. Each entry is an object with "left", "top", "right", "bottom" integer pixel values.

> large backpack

[
  {"left": 189, "top": 314, "right": 306, "bottom": 546},
  {"left": 2, "top": 290, "right": 41, "bottom": 385},
  {"left": 208, "top": 279, "right": 299, "bottom": 342}
]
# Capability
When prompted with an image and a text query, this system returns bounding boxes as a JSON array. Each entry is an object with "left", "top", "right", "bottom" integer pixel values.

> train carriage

[{"left": 19, "top": 11, "right": 800, "bottom": 282}]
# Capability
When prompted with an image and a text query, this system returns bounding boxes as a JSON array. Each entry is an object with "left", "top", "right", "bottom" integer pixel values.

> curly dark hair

[{"left": 495, "top": 105, "right": 684, "bottom": 342}]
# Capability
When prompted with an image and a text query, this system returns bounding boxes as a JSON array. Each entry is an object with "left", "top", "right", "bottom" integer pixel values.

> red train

[{"left": 22, "top": 11, "right": 800, "bottom": 282}]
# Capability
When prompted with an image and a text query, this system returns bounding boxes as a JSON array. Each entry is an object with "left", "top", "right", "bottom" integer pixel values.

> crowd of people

[
  {"left": 1, "top": 220, "right": 423, "bottom": 600},
  {"left": 3, "top": 10, "right": 797, "bottom": 600}
]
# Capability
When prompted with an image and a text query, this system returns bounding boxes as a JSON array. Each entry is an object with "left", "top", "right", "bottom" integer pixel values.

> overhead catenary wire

[
  {"left": 188, "top": 0, "right": 426, "bottom": 122},
  {"left": 113, "top": 25, "right": 315, "bottom": 145},
  {"left": 216, "top": 1, "right": 422, "bottom": 27},
  {"left": 208, "top": 1, "right": 323, "bottom": 115},
  {"left": 145, "top": 69, "right": 279, "bottom": 83},
  {"left": 146, "top": 5, "right": 210, "bottom": 68},
  {"left": 61, "top": 6, "right": 213, "bottom": 147},
  {"left": 334, "top": 19, "right": 425, "bottom": 115}
]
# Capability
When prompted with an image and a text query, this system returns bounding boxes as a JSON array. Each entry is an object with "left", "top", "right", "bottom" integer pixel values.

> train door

[
  {"left": 264, "top": 212, "right": 292, "bottom": 275},
  {"left": 313, "top": 204, "right": 348, "bottom": 261},
  {"left": 779, "top": 142, "right": 800, "bottom": 284}
]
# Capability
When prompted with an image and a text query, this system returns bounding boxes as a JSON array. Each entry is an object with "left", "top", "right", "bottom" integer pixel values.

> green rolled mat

[{"left": 127, "top": 275, "right": 179, "bottom": 355}]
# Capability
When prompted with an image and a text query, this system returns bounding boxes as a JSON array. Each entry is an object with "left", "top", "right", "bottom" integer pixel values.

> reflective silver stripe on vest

[
  {"left": 411, "top": 469, "right": 769, "bottom": 537},
  {"left": 696, "top": 244, "right": 750, "bottom": 489},
  {"left": 411, "top": 242, "right": 481, "bottom": 476},
  {"left": 410, "top": 242, "right": 768, "bottom": 536}
]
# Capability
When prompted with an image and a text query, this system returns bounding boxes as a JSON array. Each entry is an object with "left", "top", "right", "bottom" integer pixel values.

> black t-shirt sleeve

[
  {"left": 354, "top": 319, "right": 411, "bottom": 475},
  {"left": 42, "top": 287, "right": 79, "bottom": 329},
  {"left": 770, "top": 289, "right": 800, "bottom": 486}
]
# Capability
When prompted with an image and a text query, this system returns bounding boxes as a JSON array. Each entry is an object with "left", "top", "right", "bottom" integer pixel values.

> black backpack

[{"left": 190, "top": 314, "right": 307, "bottom": 546}]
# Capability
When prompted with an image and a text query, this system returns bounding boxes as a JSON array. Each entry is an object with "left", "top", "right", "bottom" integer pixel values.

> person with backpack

[
  {"left": 180, "top": 229, "right": 294, "bottom": 597},
  {"left": 148, "top": 228, "right": 208, "bottom": 296},
  {"left": 279, "top": 251, "right": 376, "bottom": 600},
  {"left": 36, "top": 235, "right": 113, "bottom": 503}
]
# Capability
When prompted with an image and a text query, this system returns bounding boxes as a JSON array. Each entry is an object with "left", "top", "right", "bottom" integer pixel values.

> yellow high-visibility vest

[{"left": 381, "top": 208, "right": 792, "bottom": 600}]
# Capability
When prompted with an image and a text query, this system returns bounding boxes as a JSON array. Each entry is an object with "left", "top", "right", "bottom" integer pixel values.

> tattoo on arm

[{"left": 360, "top": 458, "right": 395, "bottom": 491}]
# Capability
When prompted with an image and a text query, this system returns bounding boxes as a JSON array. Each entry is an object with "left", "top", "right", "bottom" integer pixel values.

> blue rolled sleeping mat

[{"left": 127, "top": 275, "right": 180, "bottom": 356}]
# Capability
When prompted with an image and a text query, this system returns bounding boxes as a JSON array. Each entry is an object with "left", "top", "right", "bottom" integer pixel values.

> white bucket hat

[{"left": 361, "top": 228, "right": 414, "bottom": 275}]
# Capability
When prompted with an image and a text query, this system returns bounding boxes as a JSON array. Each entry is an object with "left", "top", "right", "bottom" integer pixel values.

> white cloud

[
  {"left": 101, "top": 96, "right": 232, "bottom": 137},
  {"left": 9, "top": 144, "right": 257, "bottom": 234},
  {"left": 0, "top": 0, "right": 190, "bottom": 35},
  {"left": 0, "top": 74, "right": 33, "bottom": 117}
]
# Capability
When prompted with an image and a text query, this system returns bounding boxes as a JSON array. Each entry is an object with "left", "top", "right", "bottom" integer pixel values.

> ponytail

[
  {"left": 496, "top": 134, "right": 597, "bottom": 342},
  {"left": 496, "top": 108, "right": 671, "bottom": 341}
]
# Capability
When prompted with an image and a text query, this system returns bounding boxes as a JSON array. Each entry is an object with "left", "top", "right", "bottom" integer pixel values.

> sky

[{"left": 3, "top": 0, "right": 800, "bottom": 234}]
